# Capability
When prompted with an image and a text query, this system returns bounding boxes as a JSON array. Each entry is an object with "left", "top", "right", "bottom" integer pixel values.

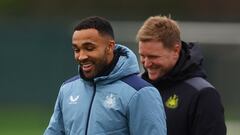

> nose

[
  {"left": 143, "top": 57, "right": 152, "bottom": 68},
  {"left": 76, "top": 51, "right": 88, "bottom": 61}
]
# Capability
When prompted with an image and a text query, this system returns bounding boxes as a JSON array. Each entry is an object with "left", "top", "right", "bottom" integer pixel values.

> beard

[{"left": 79, "top": 48, "right": 110, "bottom": 79}]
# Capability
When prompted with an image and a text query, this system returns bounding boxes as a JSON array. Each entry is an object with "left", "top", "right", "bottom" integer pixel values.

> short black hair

[{"left": 74, "top": 16, "right": 114, "bottom": 39}]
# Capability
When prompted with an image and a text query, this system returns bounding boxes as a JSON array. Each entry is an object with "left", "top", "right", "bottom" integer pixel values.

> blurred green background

[{"left": 1, "top": 0, "right": 240, "bottom": 134}]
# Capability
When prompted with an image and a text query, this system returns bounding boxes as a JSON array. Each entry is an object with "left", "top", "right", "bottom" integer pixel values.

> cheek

[
  {"left": 151, "top": 59, "right": 162, "bottom": 66},
  {"left": 140, "top": 58, "right": 144, "bottom": 64},
  {"left": 74, "top": 53, "right": 78, "bottom": 60}
]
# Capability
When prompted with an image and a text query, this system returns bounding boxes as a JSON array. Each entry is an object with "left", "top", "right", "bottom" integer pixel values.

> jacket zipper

[{"left": 85, "top": 81, "right": 96, "bottom": 135}]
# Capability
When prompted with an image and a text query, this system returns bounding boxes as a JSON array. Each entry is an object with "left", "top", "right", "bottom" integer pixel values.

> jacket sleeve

[
  {"left": 127, "top": 86, "right": 167, "bottom": 135},
  {"left": 44, "top": 89, "right": 65, "bottom": 135},
  {"left": 190, "top": 88, "right": 226, "bottom": 135}
]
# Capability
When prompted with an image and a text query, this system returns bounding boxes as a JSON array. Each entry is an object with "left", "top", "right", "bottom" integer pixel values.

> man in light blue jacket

[{"left": 44, "top": 16, "right": 166, "bottom": 135}]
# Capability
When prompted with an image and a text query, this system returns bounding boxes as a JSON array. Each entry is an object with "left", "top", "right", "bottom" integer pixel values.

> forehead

[
  {"left": 72, "top": 29, "right": 101, "bottom": 42},
  {"left": 72, "top": 29, "right": 110, "bottom": 48},
  {"left": 139, "top": 40, "right": 165, "bottom": 52}
]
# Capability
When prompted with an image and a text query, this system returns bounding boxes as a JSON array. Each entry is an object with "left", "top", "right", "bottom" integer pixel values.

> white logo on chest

[
  {"left": 69, "top": 95, "right": 79, "bottom": 104},
  {"left": 103, "top": 93, "right": 117, "bottom": 109}
]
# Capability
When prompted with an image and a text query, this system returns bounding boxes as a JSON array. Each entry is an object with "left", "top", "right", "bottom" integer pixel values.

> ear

[
  {"left": 173, "top": 43, "right": 181, "bottom": 57},
  {"left": 108, "top": 40, "right": 115, "bottom": 52}
]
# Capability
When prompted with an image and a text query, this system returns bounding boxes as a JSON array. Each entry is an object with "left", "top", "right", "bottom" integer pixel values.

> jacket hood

[
  {"left": 79, "top": 44, "right": 140, "bottom": 84},
  {"left": 142, "top": 41, "right": 207, "bottom": 87}
]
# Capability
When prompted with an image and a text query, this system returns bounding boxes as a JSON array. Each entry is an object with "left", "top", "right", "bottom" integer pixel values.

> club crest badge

[
  {"left": 103, "top": 93, "right": 117, "bottom": 109},
  {"left": 165, "top": 94, "right": 179, "bottom": 109}
]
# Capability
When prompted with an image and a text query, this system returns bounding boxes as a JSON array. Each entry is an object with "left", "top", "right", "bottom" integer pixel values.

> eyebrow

[{"left": 72, "top": 41, "right": 96, "bottom": 48}]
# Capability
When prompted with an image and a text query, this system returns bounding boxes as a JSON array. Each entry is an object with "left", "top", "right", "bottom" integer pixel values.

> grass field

[
  {"left": 226, "top": 121, "right": 240, "bottom": 135},
  {"left": 0, "top": 105, "right": 51, "bottom": 135},
  {"left": 0, "top": 105, "right": 239, "bottom": 135}
]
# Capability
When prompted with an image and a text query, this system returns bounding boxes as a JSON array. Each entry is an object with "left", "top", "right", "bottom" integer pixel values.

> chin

[
  {"left": 83, "top": 72, "right": 94, "bottom": 79},
  {"left": 149, "top": 76, "right": 157, "bottom": 81}
]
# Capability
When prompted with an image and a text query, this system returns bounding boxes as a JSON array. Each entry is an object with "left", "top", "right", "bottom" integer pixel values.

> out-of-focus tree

[{"left": 1, "top": 0, "right": 240, "bottom": 21}]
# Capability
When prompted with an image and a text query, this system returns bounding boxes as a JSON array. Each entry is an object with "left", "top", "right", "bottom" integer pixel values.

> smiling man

[
  {"left": 137, "top": 16, "right": 226, "bottom": 135},
  {"left": 72, "top": 28, "right": 114, "bottom": 79},
  {"left": 44, "top": 16, "right": 166, "bottom": 135}
]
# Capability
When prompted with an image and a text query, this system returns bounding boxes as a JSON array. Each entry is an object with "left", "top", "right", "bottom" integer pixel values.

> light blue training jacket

[{"left": 44, "top": 44, "right": 166, "bottom": 135}]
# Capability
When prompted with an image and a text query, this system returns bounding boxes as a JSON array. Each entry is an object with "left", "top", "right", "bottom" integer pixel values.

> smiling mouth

[
  {"left": 81, "top": 63, "right": 93, "bottom": 72},
  {"left": 147, "top": 68, "right": 157, "bottom": 73}
]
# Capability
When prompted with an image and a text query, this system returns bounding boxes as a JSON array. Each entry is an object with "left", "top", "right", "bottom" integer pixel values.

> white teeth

[
  {"left": 81, "top": 63, "right": 93, "bottom": 72},
  {"left": 82, "top": 64, "right": 92, "bottom": 67},
  {"left": 81, "top": 62, "right": 92, "bottom": 66}
]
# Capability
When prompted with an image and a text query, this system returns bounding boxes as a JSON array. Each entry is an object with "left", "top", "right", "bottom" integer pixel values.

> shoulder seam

[
  {"left": 121, "top": 74, "right": 152, "bottom": 91},
  {"left": 62, "top": 75, "right": 80, "bottom": 85},
  {"left": 185, "top": 77, "right": 214, "bottom": 91}
]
